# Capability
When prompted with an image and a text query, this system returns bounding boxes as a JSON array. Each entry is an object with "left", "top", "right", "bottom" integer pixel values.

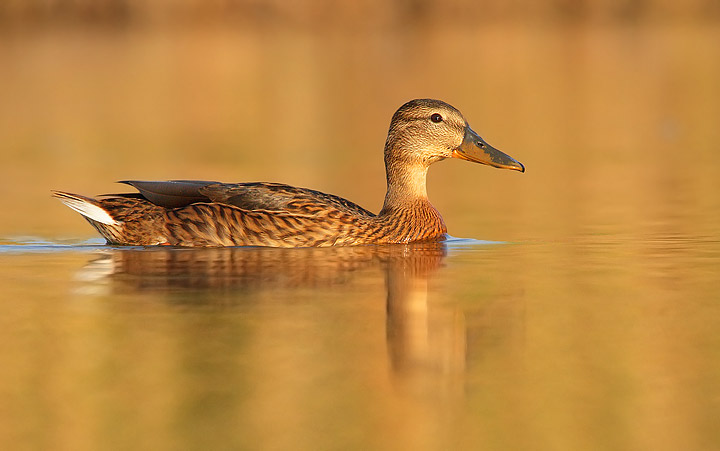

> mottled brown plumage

[{"left": 52, "top": 99, "right": 524, "bottom": 247}]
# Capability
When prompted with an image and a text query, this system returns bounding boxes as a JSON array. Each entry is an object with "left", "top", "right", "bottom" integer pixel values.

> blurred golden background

[{"left": 1, "top": 0, "right": 719, "bottom": 241}]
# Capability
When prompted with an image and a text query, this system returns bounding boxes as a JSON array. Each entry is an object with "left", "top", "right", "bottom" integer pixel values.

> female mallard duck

[{"left": 53, "top": 99, "right": 524, "bottom": 247}]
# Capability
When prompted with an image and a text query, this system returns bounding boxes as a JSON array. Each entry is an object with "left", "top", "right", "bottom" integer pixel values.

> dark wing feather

[
  {"left": 119, "top": 180, "right": 219, "bottom": 208},
  {"left": 120, "top": 180, "right": 376, "bottom": 218}
]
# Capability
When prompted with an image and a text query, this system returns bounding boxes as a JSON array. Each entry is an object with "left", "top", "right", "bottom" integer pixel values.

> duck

[{"left": 52, "top": 99, "right": 524, "bottom": 247}]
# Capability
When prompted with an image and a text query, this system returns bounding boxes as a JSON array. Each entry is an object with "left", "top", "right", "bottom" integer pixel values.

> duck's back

[
  {"left": 56, "top": 180, "right": 386, "bottom": 247},
  {"left": 119, "top": 180, "right": 372, "bottom": 215},
  {"left": 137, "top": 180, "right": 381, "bottom": 247}
]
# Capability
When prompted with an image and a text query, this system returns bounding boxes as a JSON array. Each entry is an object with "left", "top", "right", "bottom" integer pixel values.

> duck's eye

[{"left": 430, "top": 113, "right": 443, "bottom": 123}]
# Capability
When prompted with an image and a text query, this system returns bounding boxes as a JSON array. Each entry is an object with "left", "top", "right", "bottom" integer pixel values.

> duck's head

[{"left": 385, "top": 99, "right": 524, "bottom": 173}]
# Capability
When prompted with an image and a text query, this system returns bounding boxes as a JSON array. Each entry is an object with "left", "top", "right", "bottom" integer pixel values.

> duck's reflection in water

[
  {"left": 77, "top": 242, "right": 465, "bottom": 387},
  {"left": 80, "top": 245, "right": 388, "bottom": 291},
  {"left": 384, "top": 246, "right": 466, "bottom": 393}
]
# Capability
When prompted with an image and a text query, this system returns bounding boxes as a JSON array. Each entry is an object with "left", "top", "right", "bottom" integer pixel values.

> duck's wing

[
  {"left": 200, "top": 182, "right": 376, "bottom": 217},
  {"left": 119, "top": 180, "right": 376, "bottom": 217},
  {"left": 117, "top": 180, "right": 218, "bottom": 208}
]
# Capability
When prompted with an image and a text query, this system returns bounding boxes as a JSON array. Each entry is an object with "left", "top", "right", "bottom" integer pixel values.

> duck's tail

[
  {"left": 52, "top": 190, "right": 167, "bottom": 245},
  {"left": 52, "top": 191, "right": 118, "bottom": 226}
]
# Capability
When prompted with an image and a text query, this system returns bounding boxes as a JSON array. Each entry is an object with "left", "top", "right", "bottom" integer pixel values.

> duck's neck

[{"left": 380, "top": 160, "right": 431, "bottom": 215}]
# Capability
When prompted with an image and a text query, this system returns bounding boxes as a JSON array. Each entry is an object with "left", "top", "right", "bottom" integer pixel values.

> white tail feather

[{"left": 53, "top": 192, "right": 117, "bottom": 225}]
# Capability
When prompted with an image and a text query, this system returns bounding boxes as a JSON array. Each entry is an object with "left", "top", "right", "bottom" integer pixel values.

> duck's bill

[{"left": 452, "top": 126, "right": 525, "bottom": 172}]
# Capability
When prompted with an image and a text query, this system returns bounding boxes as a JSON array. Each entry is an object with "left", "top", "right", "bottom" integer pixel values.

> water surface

[{"left": 1, "top": 234, "right": 719, "bottom": 450}]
